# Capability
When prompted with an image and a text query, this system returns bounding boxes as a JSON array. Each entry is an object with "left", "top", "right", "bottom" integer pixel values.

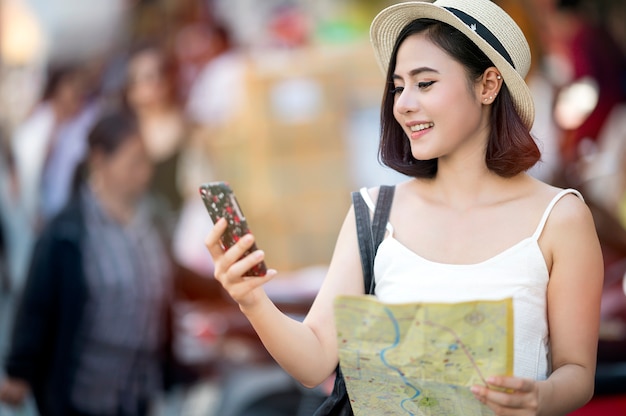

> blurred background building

[{"left": 1, "top": 0, "right": 626, "bottom": 415}]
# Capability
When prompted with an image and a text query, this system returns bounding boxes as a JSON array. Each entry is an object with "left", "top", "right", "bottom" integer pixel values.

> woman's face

[
  {"left": 54, "top": 71, "right": 87, "bottom": 119},
  {"left": 97, "top": 133, "right": 153, "bottom": 203},
  {"left": 392, "top": 33, "right": 488, "bottom": 163},
  {"left": 126, "top": 50, "right": 170, "bottom": 109}
]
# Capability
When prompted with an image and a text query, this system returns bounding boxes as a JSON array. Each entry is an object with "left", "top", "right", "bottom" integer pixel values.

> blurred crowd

[
  {"left": 0, "top": 1, "right": 283, "bottom": 415},
  {"left": 0, "top": 0, "right": 625, "bottom": 415}
]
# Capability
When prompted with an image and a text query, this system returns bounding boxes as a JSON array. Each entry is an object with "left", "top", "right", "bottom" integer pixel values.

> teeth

[{"left": 410, "top": 122, "right": 434, "bottom": 132}]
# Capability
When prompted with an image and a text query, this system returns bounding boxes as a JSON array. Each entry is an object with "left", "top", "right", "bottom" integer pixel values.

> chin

[{"left": 409, "top": 148, "right": 438, "bottom": 162}]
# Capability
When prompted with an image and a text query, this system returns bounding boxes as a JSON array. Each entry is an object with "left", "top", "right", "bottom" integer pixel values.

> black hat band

[{"left": 444, "top": 7, "right": 516, "bottom": 69}]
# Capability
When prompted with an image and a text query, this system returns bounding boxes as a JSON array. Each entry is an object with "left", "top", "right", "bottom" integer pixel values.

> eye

[
  {"left": 418, "top": 81, "right": 435, "bottom": 89},
  {"left": 390, "top": 86, "right": 404, "bottom": 95}
]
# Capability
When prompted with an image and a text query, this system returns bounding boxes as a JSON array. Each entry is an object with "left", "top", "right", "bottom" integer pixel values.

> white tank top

[{"left": 360, "top": 187, "right": 583, "bottom": 380}]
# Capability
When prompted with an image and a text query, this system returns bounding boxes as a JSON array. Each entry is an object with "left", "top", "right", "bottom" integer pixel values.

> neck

[
  {"left": 427, "top": 158, "right": 522, "bottom": 211},
  {"left": 426, "top": 122, "right": 499, "bottom": 209}
]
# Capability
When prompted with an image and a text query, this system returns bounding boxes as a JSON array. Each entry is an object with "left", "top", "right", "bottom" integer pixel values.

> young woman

[
  {"left": 204, "top": 1, "right": 604, "bottom": 414},
  {"left": 0, "top": 112, "right": 173, "bottom": 416}
]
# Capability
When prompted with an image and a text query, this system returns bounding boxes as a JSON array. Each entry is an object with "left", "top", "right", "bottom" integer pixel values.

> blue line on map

[{"left": 381, "top": 307, "right": 421, "bottom": 415}]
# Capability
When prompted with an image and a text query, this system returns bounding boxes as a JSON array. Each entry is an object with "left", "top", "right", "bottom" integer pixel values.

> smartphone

[{"left": 199, "top": 181, "right": 267, "bottom": 276}]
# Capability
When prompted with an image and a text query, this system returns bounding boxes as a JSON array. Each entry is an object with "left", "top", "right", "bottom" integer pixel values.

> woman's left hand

[{"left": 471, "top": 376, "right": 541, "bottom": 415}]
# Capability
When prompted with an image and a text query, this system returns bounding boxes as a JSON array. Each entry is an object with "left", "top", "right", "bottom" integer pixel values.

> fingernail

[{"left": 470, "top": 386, "right": 479, "bottom": 394}]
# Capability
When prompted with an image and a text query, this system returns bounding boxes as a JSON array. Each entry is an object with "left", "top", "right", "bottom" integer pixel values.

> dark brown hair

[
  {"left": 379, "top": 19, "right": 540, "bottom": 178},
  {"left": 42, "top": 65, "right": 83, "bottom": 101},
  {"left": 87, "top": 111, "right": 140, "bottom": 156},
  {"left": 72, "top": 111, "right": 140, "bottom": 191},
  {"left": 123, "top": 41, "right": 181, "bottom": 107}
]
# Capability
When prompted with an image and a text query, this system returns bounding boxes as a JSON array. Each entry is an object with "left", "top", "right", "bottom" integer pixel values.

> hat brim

[{"left": 370, "top": 2, "right": 535, "bottom": 130}]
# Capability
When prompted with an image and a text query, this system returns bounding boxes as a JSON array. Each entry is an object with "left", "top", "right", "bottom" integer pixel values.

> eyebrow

[{"left": 392, "top": 67, "right": 440, "bottom": 80}]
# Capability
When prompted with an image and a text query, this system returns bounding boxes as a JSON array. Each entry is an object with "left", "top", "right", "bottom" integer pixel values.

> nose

[{"left": 394, "top": 87, "right": 419, "bottom": 114}]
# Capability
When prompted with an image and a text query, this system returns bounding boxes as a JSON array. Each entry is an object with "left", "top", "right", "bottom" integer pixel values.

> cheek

[
  {"left": 110, "top": 156, "right": 150, "bottom": 189},
  {"left": 136, "top": 162, "right": 153, "bottom": 185},
  {"left": 129, "top": 153, "right": 154, "bottom": 187},
  {"left": 130, "top": 85, "right": 154, "bottom": 102},
  {"left": 432, "top": 85, "right": 467, "bottom": 113},
  {"left": 435, "top": 89, "right": 482, "bottom": 129},
  {"left": 109, "top": 161, "right": 132, "bottom": 186}
]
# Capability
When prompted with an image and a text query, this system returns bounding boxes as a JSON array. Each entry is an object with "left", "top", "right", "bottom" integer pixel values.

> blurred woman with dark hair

[
  {"left": 124, "top": 43, "right": 190, "bottom": 232},
  {"left": 123, "top": 41, "right": 221, "bottom": 300},
  {"left": 0, "top": 111, "right": 174, "bottom": 416}
]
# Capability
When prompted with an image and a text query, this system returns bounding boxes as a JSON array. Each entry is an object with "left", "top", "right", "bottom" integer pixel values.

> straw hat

[{"left": 370, "top": 0, "right": 535, "bottom": 130}]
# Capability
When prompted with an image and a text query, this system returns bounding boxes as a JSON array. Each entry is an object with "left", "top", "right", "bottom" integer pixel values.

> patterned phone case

[{"left": 199, "top": 182, "right": 267, "bottom": 276}]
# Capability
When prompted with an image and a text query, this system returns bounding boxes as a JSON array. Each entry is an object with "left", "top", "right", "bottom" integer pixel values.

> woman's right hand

[
  {"left": 0, "top": 377, "right": 29, "bottom": 407},
  {"left": 205, "top": 218, "right": 277, "bottom": 310}
]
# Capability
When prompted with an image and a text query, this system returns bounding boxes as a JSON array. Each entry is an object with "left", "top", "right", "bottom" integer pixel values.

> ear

[{"left": 479, "top": 67, "right": 503, "bottom": 105}]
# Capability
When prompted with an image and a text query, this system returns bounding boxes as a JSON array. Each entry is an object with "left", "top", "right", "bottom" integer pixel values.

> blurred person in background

[
  {"left": 553, "top": 0, "right": 626, "bottom": 168},
  {"left": 123, "top": 41, "right": 226, "bottom": 369},
  {"left": 172, "top": 22, "right": 216, "bottom": 104},
  {"left": 559, "top": 0, "right": 626, "bottom": 381},
  {"left": 0, "top": 111, "right": 174, "bottom": 416},
  {"left": 123, "top": 42, "right": 190, "bottom": 235},
  {"left": 11, "top": 64, "right": 101, "bottom": 231},
  {"left": 494, "top": 0, "right": 564, "bottom": 185},
  {"left": 124, "top": 39, "right": 223, "bottom": 285},
  {"left": 166, "top": 20, "right": 247, "bottom": 281},
  {"left": 605, "top": 0, "right": 626, "bottom": 57},
  {"left": 7, "top": 64, "right": 101, "bottom": 293},
  {"left": 184, "top": 21, "right": 246, "bottom": 130}
]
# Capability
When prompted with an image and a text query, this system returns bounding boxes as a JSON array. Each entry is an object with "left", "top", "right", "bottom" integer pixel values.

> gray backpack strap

[{"left": 351, "top": 185, "right": 395, "bottom": 295}]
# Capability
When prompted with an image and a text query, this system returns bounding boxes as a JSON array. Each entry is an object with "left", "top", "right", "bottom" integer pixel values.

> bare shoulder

[
  {"left": 540, "top": 184, "right": 600, "bottom": 253},
  {"left": 546, "top": 187, "right": 595, "bottom": 231},
  {"left": 529, "top": 182, "right": 602, "bottom": 278},
  {"left": 524, "top": 178, "right": 589, "bottom": 221},
  {"left": 362, "top": 179, "right": 414, "bottom": 202}
]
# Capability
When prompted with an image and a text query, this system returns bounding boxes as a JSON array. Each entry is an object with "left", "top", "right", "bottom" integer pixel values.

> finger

[
  {"left": 470, "top": 384, "right": 488, "bottom": 403},
  {"left": 211, "top": 233, "right": 267, "bottom": 288},
  {"left": 226, "top": 269, "right": 278, "bottom": 307},
  {"left": 487, "top": 376, "right": 534, "bottom": 393},
  {"left": 1, "top": 390, "right": 22, "bottom": 407},
  {"left": 472, "top": 381, "right": 536, "bottom": 412},
  {"left": 205, "top": 217, "right": 228, "bottom": 258},
  {"left": 231, "top": 269, "right": 278, "bottom": 297},
  {"left": 218, "top": 233, "right": 257, "bottom": 264},
  {"left": 471, "top": 383, "right": 512, "bottom": 402},
  {"left": 0, "top": 380, "right": 29, "bottom": 406},
  {"left": 228, "top": 246, "right": 267, "bottom": 279},
  {"left": 482, "top": 387, "right": 523, "bottom": 409}
]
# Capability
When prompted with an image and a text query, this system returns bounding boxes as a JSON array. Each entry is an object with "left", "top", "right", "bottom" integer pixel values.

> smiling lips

[{"left": 410, "top": 122, "right": 434, "bottom": 132}]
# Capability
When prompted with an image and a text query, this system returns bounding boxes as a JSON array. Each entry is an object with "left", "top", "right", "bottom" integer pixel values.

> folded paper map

[{"left": 334, "top": 295, "right": 513, "bottom": 416}]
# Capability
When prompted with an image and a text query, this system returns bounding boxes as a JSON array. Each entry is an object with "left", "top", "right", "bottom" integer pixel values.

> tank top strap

[
  {"left": 359, "top": 187, "right": 394, "bottom": 236},
  {"left": 531, "top": 188, "right": 584, "bottom": 241}
]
